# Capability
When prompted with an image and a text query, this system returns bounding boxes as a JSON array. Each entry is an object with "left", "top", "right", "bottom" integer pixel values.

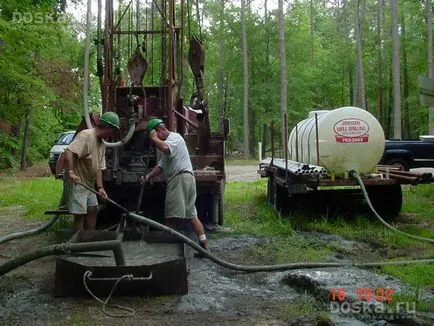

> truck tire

[
  {"left": 273, "top": 183, "right": 289, "bottom": 214},
  {"left": 384, "top": 158, "right": 409, "bottom": 171},
  {"left": 366, "top": 184, "right": 402, "bottom": 218},
  {"left": 218, "top": 193, "right": 224, "bottom": 225},
  {"left": 208, "top": 181, "right": 226, "bottom": 226},
  {"left": 267, "top": 177, "right": 274, "bottom": 205},
  {"left": 218, "top": 181, "right": 225, "bottom": 225}
]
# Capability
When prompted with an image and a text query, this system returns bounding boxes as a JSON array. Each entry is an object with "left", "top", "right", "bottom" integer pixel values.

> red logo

[{"left": 334, "top": 118, "right": 369, "bottom": 143}]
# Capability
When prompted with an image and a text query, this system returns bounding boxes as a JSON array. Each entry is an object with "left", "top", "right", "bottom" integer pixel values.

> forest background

[{"left": 0, "top": 0, "right": 433, "bottom": 169}]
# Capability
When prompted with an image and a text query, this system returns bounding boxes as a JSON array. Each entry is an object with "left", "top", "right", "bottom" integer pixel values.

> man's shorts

[
  {"left": 165, "top": 172, "right": 197, "bottom": 219},
  {"left": 69, "top": 184, "right": 98, "bottom": 215}
]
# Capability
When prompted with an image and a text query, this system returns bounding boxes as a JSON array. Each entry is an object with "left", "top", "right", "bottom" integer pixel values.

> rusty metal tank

[{"left": 54, "top": 230, "right": 187, "bottom": 297}]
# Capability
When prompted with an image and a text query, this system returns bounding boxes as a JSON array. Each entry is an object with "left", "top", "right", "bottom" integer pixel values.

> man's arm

[
  {"left": 64, "top": 149, "right": 80, "bottom": 183},
  {"left": 149, "top": 130, "right": 169, "bottom": 152},
  {"left": 95, "top": 169, "right": 108, "bottom": 199},
  {"left": 141, "top": 166, "right": 162, "bottom": 184}
]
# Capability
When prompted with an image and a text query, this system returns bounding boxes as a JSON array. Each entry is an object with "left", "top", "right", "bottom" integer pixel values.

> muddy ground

[{"left": 0, "top": 165, "right": 432, "bottom": 325}]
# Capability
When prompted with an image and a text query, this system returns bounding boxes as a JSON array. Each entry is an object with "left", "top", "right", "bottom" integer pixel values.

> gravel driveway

[{"left": 225, "top": 164, "right": 260, "bottom": 182}]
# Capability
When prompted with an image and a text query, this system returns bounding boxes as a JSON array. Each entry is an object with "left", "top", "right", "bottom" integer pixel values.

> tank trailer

[{"left": 259, "top": 107, "right": 434, "bottom": 216}]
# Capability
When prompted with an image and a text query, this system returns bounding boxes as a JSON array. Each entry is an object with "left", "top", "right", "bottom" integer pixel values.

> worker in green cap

[
  {"left": 141, "top": 118, "right": 209, "bottom": 253},
  {"left": 64, "top": 111, "right": 120, "bottom": 232}
]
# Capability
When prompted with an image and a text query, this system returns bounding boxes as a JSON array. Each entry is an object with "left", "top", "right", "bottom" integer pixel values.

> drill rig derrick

[{"left": 188, "top": 36, "right": 211, "bottom": 153}]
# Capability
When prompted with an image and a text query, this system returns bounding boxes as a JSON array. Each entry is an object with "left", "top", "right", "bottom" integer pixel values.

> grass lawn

[
  {"left": 225, "top": 179, "right": 434, "bottom": 307},
  {"left": 0, "top": 177, "right": 62, "bottom": 219}
]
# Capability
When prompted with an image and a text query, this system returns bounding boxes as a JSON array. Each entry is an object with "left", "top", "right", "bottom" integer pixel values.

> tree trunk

[
  {"left": 401, "top": 13, "right": 410, "bottom": 138},
  {"left": 391, "top": 0, "right": 401, "bottom": 139},
  {"left": 265, "top": 0, "right": 269, "bottom": 67},
  {"left": 342, "top": 0, "right": 353, "bottom": 106},
  {"left": 20, "top": 112, "right": 30, "bottom": 171},
  {"left": 387, "top": 68, "right": 393, "bottom": 138},
  {"left": 10, "top": 126, "right": 18, "bottom": 157},
  {"left": 262, "top": 124, "right": 267, "bottom": 158},
  {"left": 250, "top": 108, "right": 255, "bottom": 156},
  {"left": 241, "top": 0, "right": 250, "bottom": 157},
  {"left": 262, "top": 0, "right": 268, "bottom": 159},
  {"left": 310, "top": 0, "right": 317, "bottom": 106},
  {"left": 427, "top": 0, "right": 434, "bottom": 134},
  {"left": 223, "top": 72, "right": 229, "bottom": 120},
  {"left": 310, "top": 0, "right": 314, "bottom": 62},
  {"left": 375, "top": 0, "right": 383, "bottom": 122},
  {"left": 278, "top": 0, "right": 288, "bottom": 153},
  {"left": 217, "top": 0, "right": 225, "bottom": 132},
  {"left": 354, "top": 0, "right": 366, "bottom": 109}
]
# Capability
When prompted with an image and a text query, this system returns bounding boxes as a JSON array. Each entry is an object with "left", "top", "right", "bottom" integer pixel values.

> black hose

[
  {"left": 350, "top": 170, "right": 434, "bottom": 244},
  {"left": 0, "top": 240, "right": 124, "bottom": 276},
  {"left": 0, "top": 214, "right": 60, "bottom": 244},
  {"left": 79, "top": 183, "right": 434, "bottom": 272}
]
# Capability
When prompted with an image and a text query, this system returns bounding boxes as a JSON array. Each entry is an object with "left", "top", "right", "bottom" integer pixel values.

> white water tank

[{"left": 288, "top": 106, "right": 385, "bottom": 177}]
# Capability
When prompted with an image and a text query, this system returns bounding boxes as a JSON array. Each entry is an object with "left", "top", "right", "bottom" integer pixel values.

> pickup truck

[{"left": 379, "top": 136, "right": 434, "bottom": 170}]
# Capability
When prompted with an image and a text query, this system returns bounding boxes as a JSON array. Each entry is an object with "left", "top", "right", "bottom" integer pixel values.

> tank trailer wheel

[
  {"left": 267, "top": 177, "right": 274, "bottom": 205},
  {"left": 366, "top": 184, "right": 402, "bottom": 218}
]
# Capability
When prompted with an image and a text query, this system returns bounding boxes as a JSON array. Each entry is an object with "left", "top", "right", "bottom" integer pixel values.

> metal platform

[{"left": 54, "top": 230, "right": 188, "bottom": 297}]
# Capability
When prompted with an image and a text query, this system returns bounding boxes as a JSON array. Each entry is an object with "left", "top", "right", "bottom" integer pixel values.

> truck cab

[{"left": 380, "top": 137, "right": 434, "bottom": 170}]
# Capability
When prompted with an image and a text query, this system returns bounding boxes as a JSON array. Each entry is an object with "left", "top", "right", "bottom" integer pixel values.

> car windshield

[{"left": 56, "top": 133, "right": 74, "bottom": 145}]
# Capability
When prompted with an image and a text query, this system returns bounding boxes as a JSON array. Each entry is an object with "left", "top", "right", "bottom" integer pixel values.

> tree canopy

[{"left": 0, "top": 0, "right": 432, "bottom": 167}]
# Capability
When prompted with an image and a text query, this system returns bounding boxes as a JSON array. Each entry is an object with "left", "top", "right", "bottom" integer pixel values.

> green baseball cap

[
  {"left": 100, "top": 111, "right": 120, "bottom": 129},
  {"left": 147, "top": 118, "right": 163, "bottom": 131}
]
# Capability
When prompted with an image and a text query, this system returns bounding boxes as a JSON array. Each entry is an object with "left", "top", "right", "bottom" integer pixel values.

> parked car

[
  {"left": 48, "top": 131, "right": 75, "bottom": 174},
  {"left": 379, "top": 136, "right": 434, "bottom": 171}
]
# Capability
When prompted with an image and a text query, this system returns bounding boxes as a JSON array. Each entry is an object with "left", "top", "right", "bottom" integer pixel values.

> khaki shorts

[
  {"left": 165, "top": 172, "right": 197, "bottom": 219},
  {"left": 69, "top": 184, "right": 98, "bottom": 215}
]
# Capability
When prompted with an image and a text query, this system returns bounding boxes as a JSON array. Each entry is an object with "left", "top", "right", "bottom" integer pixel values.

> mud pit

[
  {"left": 0, "top": 219, "right": 298, "bottom": 325},
  {"left": 1, "top": 211, "right": 432, "bottom": 326}
]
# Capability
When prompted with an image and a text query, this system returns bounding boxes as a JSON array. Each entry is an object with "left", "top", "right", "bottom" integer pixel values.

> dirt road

[{"left": 226, "top": 164, "right": 260, "bottom": 182}]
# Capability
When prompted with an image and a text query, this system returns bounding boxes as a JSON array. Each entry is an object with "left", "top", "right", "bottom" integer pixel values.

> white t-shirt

[{"left": 157, "top": 132, "right": 193, "bottom": 181}]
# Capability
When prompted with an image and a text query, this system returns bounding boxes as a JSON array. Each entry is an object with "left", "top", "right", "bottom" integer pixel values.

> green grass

[
  {"left": 0, "top": 177, "right": 62, "bottom": 220},
  {"left": 300, "top": 215, "right": 434, "bottom": 248},
  {"left": 402, "top": 183, "right": 434, "bottom": 216},
  {"left": 382, "top": 263, "right": 434, "bottom": 289},
  {"left": 224, "top": 178, "right": 434, "bottom": 294},
  {"left": 225, "top": 179, "right": 333, "bottom": 262}
]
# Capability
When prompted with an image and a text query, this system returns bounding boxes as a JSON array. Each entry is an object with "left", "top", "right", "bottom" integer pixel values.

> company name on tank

[{"left": 334, "top": 118, "right": 369, "bottom": 136}]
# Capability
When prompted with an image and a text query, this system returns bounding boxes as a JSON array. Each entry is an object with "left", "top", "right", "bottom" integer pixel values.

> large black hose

[
  {"left": 0, "top": 240, "right": 124, "bottom": 276},
  {"left": 0, "top": 214, "right": 59, "bottom": 244},
  {"left": 79, "top": 183, "right": 434, "bottom": 272}
]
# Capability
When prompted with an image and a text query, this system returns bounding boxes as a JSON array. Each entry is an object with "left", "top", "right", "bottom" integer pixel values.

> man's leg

[
  {"left": 166, "top": 217, "right": 177, "bottom": 229},
  {"left": 84, "top": 188, "right": 99, "bottom": 230},
  {"left": 74, "top": 214, "right": 85, "bottom": 232},
  {"left": 85, "top": 206, "right": 98, "bottom": 230},
  {"left": 70, "top": 184, "right": 88, "bottom": 232},
  {"left": 191, "top": 217, "right": 208, "bottom": 250}
]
